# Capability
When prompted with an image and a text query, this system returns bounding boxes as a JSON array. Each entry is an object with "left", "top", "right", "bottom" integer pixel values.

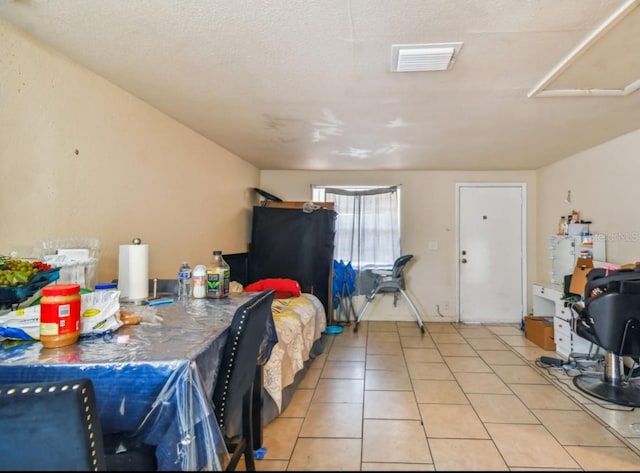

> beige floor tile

[
  {"left": 262, "top": 417, "right": 303, "bottom": 460},
  {"left": 436, "top": 343, "right": 478, "bottom": 357},
  {"left": 532, "top": 409, "right": 624, "bottom": 446},
  {"left": 454, "top": 372, "right": 511, "bottom": 394},
  {"left": 299, "top": 401, "right": 363, "bottom": 437},
  {"left": 311, "top": 351, "right": 328, "bottom": 368},
  {"left": 362, "top": 419, "right": 432, "bottom": 463},
  {"left": 361, "top": 462, "right": 435, "bottom": 471},
  {"left": 476, "top": 349, "right": 526, "bottom": 365},
  {"left": 510, "top": 383, "right": 582, "bottom": 410},
  {"left": 400, "top": 335, "right": 436, "bottom": 348},
  {"left": 366, "top": 339, "right": 403, "bottom": 355},
  {"left": 365, "top": 368, "right": 413, "bottom": 391},
  {"left": 280, "top": 388, "right": 314, "bottom": 417},
  {"left": 419, "top": 403, "right": 489, "bottom": 439},
  {"left": 467, "top": 393, "right": 540, "bottom": 424},
  {"left": 486, "top": 423, "right": 579, "bottom": 469},
  {"left": 367, "top": 331, "right": 401, "bottom": 342},
  {"left": 456, "top": 326, "right": 496, "bottom": 339},
  {"left": 444, "top": 356, "right": 492, "bottom": 373},
  {"left": 424, "top": 323, "right": 457, "bottom": 333},
  {"left": 510, "top": 344, "right": 554, "bottom": 361},
  {"left": 467, "top": 337, "right": 510, "bottom": 350},
  {"left": 398, "top": 325, "right": 431, "bottom": 337},
  {"left": 364, "top": 390, "right": 421, "bottom": 419},
  {"left": 327, "top": 345, "right": 367, "bottom": 362},
  {"left": 331, "top": 331, "right": 367, "bottom": 347},
  {"left": 412, "top": 379, "right": 468, "bottom": 404},
  {"left": 564, "top": 445, "right": 640, "bottom": 470},
  {"left": 407, "top": 362, "right": 455, "bottom": 380},
  {"left": 492, "top": 364, "right": 550, "bottom": 384},
  {"left": 580, "top": 403, "right": 640, "bottom": 438},
  {"left": 288, "top": 438, "right": 362, "bottom": 471},
  {"left": 431, "top": 332, "right": 467, "bottom": 344},
  {"left": 312, "top": 378, "right": 365, "bottom": 403},
  {"left": 368, "top": 321, "right": 399, "bottom": 332},
  {"left": 404, "top": 347, "right": 444, "bottom": 363},
  {"left": 321, "top": 360, "right": 365, "bottom": 379},
  {"left": 499, "top": 334, "right": 537, "bottom": 347},
  {"left": 366, "top": 353, "right": 407, "bottom": 370},
  {"left": 486, "top": 325, "right": 522, "bottom": 336},
  {"left": 297, "top": 366, "right": 322, "bottom": 389},
  {"left": 428, "top": 438, "right": 508, "bottom": 470}
]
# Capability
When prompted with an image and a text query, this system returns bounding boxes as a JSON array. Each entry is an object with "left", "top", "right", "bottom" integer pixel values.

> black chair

[
  {"left": 0, "top": 377, "right": 157, "bottom": 472},
  {"left": 0, "top": 378, "right": 105, "bottom": 471},
  {"left": 572, "top": 268, "right": 640, "bottom": 407},
  {"left": 354, "top": 254, "right": 424, "bottom": 333},
  {"left": 213, "top": 289, "right": 275, "bottom": 471}
]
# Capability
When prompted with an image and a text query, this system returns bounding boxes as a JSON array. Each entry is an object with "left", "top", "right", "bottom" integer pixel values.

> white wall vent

[{"left": 391, "top": 42, "right": 463, "bottom": 72}]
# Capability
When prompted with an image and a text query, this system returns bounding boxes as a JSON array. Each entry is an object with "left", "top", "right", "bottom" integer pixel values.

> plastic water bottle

[{"left": 178, "top": 261, "right": 192, "bottom": 299}]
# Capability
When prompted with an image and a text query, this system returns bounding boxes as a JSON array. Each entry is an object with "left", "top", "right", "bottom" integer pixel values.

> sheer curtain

[{"left": 323, "top": 186, "right": 400, "bottom": 295}]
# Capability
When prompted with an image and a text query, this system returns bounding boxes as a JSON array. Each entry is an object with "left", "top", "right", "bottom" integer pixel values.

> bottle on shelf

[
  {"left": 558, "top": 216, "right": 566, "bottom": 236},
  {"left": 206, "top": 251, "right": 230, "bottom": 299},
  {"left": 192, "top": 264, "right": 207, "bottom": 299},
  {"left": 177, "top": 261, "right": 192, "bottom": 300}
]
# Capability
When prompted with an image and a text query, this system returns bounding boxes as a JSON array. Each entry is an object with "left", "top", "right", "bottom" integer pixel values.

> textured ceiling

[{"left": 2, "top": 0, "right": 640, "bottom": 171}]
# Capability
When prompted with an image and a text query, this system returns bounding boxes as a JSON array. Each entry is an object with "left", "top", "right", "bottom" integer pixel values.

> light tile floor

[{"left": 250, "top": 320, "right": 640, "bottom": 471}]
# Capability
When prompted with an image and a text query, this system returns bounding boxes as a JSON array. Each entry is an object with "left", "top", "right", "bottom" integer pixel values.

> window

[{"left": 313, "top": 185, "right": 401, "bottom": 294}]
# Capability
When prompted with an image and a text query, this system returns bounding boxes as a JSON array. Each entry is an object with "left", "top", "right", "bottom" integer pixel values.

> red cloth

[{"left": 244, "top": 278, "right": 301, "bottom": 299}]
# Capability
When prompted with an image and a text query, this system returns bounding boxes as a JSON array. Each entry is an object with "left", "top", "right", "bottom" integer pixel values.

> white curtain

[{"left": 324, "top": 186, "right": 400, "bottom": 294}]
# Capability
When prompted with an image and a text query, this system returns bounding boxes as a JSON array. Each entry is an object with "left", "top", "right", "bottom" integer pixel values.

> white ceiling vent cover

[{"left": 391, "top": 42, "right": 463, "bottom": 72}]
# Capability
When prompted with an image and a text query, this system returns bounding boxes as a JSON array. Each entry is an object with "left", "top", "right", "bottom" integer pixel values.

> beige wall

[
  {"left": 260, "top": 170, "right": 537, "bottom": 322},
  {"left": 536, "top": 128, "right": 640, "bottom": 284},
  {"left": 0, "top": 20, "right": 259, "bottom": 283}
]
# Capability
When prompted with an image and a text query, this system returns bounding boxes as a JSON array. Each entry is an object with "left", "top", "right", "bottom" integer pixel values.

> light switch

[{"left": 428, "top": 240, "right": 438, "bottom": 250}]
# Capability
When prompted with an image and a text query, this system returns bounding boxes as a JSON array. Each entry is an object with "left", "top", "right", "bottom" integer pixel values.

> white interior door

[{"left": 457, "top": 184, "right": 525, "bottom": 323}]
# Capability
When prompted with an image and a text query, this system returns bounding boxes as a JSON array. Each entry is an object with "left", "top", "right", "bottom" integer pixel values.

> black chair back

[
  {"left": 0, "top": 378, "right": 106, "bottom": 471},
  {"left": 212, "top": 290, "right": 275, "bottom": 470}
]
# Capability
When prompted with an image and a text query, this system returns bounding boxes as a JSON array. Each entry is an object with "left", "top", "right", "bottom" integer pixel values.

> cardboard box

[
  {"left": 524, "top": 316, "right": 556, "bottom": 350},
  {"left": 569, "top": 257, "right": 594, "bottom": 297}
]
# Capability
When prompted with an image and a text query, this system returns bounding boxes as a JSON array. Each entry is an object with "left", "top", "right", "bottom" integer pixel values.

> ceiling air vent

[{"left": 391, "top": 42, "right": 463, "bottom": 72}]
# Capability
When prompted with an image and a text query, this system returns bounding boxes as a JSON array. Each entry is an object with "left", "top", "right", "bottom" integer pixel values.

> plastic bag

[{"left": 0, "top": 290, "right": 123, "bottom": 341}]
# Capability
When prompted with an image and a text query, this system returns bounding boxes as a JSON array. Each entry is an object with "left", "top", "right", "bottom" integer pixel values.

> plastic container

[
  {"left": 40, "top": 283, "right": 81, "bottom": 348},
  {"left": 36, "top": 238, "right": 101, "bottom": 290},
  {"left": 192, "top": 264, "right": 207, "bottom": 299},
  {"left": 178, "top": 262, "right": 192, "bottom": 300},
  {"left": 206, "top": 251, "right": 230, "bottom": 299}
]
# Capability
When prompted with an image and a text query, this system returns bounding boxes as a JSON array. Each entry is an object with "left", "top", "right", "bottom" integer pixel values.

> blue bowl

[{"left": 0, "top": 268, "right": 61, "bottom": 309}]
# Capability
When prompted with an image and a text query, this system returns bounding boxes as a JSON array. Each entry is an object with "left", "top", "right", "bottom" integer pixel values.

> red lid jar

[{"left": 40, "top": 283, "right": 81, "bottom": 348}]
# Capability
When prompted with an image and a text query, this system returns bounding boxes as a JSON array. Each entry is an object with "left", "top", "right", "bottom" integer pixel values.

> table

[{"left": 0, "top": 291, "right": 277, "bottom": 471}]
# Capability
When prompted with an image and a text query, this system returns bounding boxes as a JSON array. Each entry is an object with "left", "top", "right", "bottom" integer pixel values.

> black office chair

[
  {"left": 353, "top": 254, "right": 424, "bottom": 333},
  {"left": 213, "top": 289, "right": 275, "bottom": 471},
  {"left": 571, "top": 268, "right": 640, "bottom": 407},
  {"left": 0, "top": 378, "right": 105, "bottom": 471}
]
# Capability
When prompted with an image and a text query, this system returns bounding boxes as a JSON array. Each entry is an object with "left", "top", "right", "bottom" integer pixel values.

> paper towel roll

[{"left": 118, "top": 243, "right": 149, "bottom": 301}]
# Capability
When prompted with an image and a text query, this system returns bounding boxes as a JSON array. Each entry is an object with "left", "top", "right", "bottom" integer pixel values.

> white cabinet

[
  {"left": 549, "top": 234, "right": 606, "bottom": 285},
  {"left": 532, "top": 282, "right": 596, "bottom": 360}
]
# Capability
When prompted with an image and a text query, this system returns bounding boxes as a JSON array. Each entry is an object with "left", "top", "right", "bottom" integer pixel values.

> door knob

[{"left": 461, "top": 258, "right": 468, "bottom": 263}]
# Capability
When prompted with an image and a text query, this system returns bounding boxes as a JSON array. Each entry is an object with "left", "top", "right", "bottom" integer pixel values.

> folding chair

[
  {"left": 332, "top": 260, "right": 357, "bottom": 325},
  {"left": 353, "top": 254, "right": 424, "bottom": 333}
]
